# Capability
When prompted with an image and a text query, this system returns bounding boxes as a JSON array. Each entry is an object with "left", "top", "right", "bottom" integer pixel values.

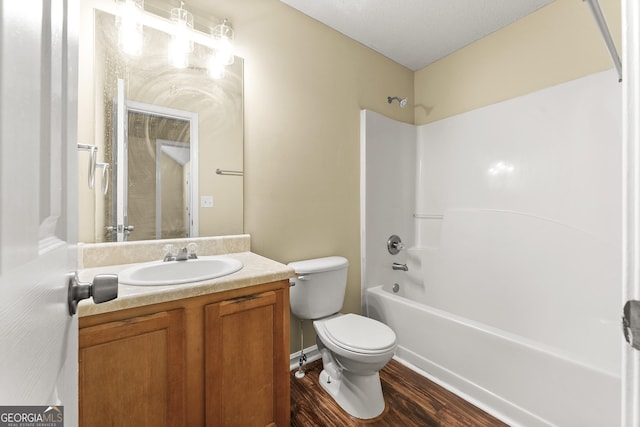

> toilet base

[{"left": 318, "top": 368, "right": 385, "bottom": 419}]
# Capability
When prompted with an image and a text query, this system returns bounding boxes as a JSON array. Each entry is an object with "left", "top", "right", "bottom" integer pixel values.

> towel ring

[
  {"left": 96, "top": 163, "right": 110, "bottom": 195},
  {"left": 78, "top": 144, "right": 98, "bottom": 190}
]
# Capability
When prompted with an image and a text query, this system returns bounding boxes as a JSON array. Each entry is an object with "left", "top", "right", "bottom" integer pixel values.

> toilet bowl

[
  {"left": 288, "top": 256, "right": 397, "bottom": 419},
  {"left": 314, "top": 313, "right": 396, "bottom": 419}
]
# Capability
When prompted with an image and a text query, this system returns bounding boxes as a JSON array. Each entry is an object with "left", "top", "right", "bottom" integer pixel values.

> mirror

[{"left": 78, "top": 7, "right": 243, "bottom": 243}]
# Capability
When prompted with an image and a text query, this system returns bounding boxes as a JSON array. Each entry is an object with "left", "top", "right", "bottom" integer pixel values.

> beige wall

[
  {"left": 203, "top": 0, "right": 414, "bottom": 348},
  {"left": 415, "top": 0, "right": 621, "bottom": 125},
  {"left": 78, "top": 1, "right": 99, "bottom": 242}
]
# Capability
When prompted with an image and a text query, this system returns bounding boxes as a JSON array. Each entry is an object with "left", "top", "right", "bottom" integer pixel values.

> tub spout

[{"left": 392, "top": 262, "right": 408, "bottom": 271}]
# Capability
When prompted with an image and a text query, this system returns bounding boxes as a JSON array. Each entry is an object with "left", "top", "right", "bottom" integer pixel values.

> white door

[
  {"left": 0, "top": 0, "right": 79, "bottom": 424},
  {"left": 623, "top": 0, "right": 640, "bottom": 425}
]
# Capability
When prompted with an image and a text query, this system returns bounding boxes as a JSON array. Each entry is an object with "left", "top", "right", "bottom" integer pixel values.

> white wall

[
  {"left": 360, "top": 110, "right": 416, "bottom": 309},
  {"left": 416, "top": 69, "right": 621, "bottom": 242},
  {"left": 415, "top": 69, "right": 621, "bottom": 374}
]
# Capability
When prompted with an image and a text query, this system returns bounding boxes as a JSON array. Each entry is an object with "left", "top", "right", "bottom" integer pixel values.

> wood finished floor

[{"left": 290, "top": 359, "right": 509, "bottom": 427}]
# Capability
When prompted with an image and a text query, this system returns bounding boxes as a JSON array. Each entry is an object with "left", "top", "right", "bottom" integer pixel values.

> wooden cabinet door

[
  {"left": 205, "top": 290, "right": 289, "bottom": 427},
  {"left": 79, "top": 309, "right": 186, "bottom": 426}
]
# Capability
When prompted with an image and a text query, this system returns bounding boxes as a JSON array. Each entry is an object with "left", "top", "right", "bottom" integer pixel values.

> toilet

[{"left": 289, "top": 256, "right": 397, "bottom": 419}]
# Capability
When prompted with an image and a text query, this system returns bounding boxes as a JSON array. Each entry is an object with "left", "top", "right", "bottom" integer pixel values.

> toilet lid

[{"left": 323, "top": 314, "right": 396, "bottom": 352}]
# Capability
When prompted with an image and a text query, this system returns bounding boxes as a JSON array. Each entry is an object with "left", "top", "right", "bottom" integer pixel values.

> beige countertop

[{"left": 78, "top": 251, "right": 295, "bottom": 317}]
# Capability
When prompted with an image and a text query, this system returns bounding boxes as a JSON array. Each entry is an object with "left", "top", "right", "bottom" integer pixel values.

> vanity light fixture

[
  {"left": 207, "top": 19, "right": 235, "bottom": 79},
  {"left": 115, "top": 0, "right": 144, "bottom": 56},
  {"left": 113, "top": 0, "right": 234, "bottom": 78},
  {"left": 168, "top": 2, "right": 195, "bottom": 69},
  {"left": 212, "top": 19, "right": 234, "bottom": 66}
]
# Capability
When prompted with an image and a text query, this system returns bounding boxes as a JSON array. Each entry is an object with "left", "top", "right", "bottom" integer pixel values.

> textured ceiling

[{"left": 279, "top": 0, "right": 556, "bottom": 71}]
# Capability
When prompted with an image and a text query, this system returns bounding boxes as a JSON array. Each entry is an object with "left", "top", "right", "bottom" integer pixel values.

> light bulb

[
  {"left": 212, "top": 19, "right": 235, "bottom": 66},
  {"left": 169, "top": 36, "right": 190, "bottom": 68},
  {"left": 207, "top": 56, "right": 226, "bottom": 79},
  {"left": 215, "top": 37, "right": 234, "bottom": 66},
  {"left": 116, "top": 0, "right": 144, "bottom": 56},
  {"left": 169, "top": 4, "right": 194, "bottom": 69}
]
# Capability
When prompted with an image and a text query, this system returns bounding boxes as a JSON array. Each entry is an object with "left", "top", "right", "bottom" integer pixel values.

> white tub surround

[
  {"left": 361, "top": 69, "right": 622, "bottom": 426},
  {"left": 77, "top": 235, "right": 295, "bottom": 316}
]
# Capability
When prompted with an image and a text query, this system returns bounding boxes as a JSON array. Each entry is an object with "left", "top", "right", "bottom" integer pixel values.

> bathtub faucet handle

[{"left": 387, "top": 235, "right": 404, "bottom": 255}]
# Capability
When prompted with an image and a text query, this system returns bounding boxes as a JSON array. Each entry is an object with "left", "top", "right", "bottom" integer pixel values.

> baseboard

[{"left": 290, "top": 345, "right": 321, "bottom": 371}]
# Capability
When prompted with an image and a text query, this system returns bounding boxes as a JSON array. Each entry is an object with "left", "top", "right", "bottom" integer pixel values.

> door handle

[
  {"left": 67, "top": 273, "right": 118, "bottom": 316},
  {"left": 623, "top": 300, "right": 640, "bottom": 351}
]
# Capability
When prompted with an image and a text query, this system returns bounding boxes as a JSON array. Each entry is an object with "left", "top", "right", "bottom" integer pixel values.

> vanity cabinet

[
  {"left": 78, "top": 280, "right": 290, "bottom": 427},
  {"left": 79, "top": 309, "right": 186, "bottom": 426},
  {"left": 205, "top": 290, "right": 288, "bottom": 426}
]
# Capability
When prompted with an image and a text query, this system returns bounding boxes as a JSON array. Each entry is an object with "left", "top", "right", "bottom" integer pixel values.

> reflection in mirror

[
  {"left": 109, "top": 96, "right": 197, "bottom": 241},
  {"left": 79, "top": 8, "right": 244, "bottom": 243}
]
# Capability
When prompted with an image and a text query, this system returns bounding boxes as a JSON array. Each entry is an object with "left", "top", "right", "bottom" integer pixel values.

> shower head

[{"left": 387, "top": 96, "right": 408, "bottom": 108}]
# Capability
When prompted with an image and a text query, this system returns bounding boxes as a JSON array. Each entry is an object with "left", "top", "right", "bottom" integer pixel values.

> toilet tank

[{"left": 288, "top": 256, "right": 349, "bottom": 320}]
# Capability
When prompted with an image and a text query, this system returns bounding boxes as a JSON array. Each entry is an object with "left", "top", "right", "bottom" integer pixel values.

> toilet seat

[{"left": 320, "top": 313, "right": 396, "bottom": 354}]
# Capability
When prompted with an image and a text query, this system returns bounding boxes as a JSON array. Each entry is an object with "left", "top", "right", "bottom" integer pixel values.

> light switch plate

[{"left": 201, "top": 196, "right": 213, "bottom": 208}]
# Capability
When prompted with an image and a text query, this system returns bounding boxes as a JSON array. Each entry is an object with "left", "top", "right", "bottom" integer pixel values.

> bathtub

[
  {"left": 364, "top": 209, "right": 621, "bottom": 427},
  {"left": 366, "top": 284, "right": 619, "bottom": 427}
]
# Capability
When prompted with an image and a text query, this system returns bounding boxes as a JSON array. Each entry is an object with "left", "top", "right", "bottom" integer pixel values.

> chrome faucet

[
  {"left": 163, "top": 243, "right": 198, "bottom": 262},
  {"left": 162, "top": 245, "right": 176, "bottom": 262},
  {"left": 175, "top": 247, "right": 189, "bottom": 261},
  {"left": 392, "top": 262, "right": 408, "bottom": 271}
]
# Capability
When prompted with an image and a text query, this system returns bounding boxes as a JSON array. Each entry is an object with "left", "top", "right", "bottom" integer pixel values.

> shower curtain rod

[{"left": 584, "top": 0, "right": 622, "bottom": 82}]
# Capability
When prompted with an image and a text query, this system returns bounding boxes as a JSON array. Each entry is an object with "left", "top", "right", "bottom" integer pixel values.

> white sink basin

[{"left": 119, "top": 256, "right": 243, "bottom": 286}]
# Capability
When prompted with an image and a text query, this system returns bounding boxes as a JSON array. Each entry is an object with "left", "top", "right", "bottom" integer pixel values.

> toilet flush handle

[{"left": 289, "top": 275, "right": 310, "bottom": 287}]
